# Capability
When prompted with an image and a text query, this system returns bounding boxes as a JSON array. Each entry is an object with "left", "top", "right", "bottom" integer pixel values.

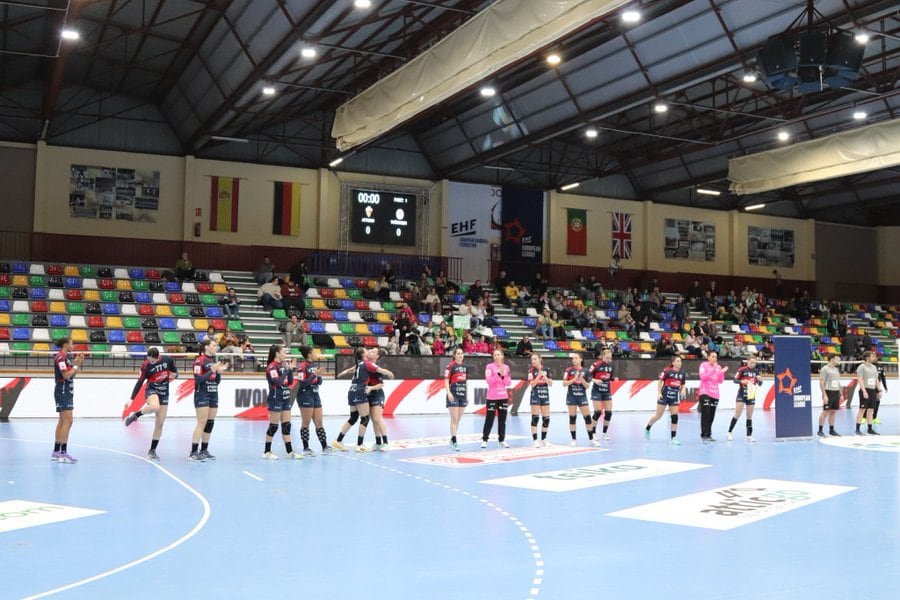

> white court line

[
  {"left": 0, "top": 437, "right": 211, "bottom": 600},
  {"left": 242, "top": 470, "right": 264, "bottom": 481}
]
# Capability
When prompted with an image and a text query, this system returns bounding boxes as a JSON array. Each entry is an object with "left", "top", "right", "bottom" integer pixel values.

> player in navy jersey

[
  {"left": 563, "top": 353, "right": 596, "bottom": 447},
  {"left": 189, "top": 338, "right": 229, "bottom": 461},
  {"left": 124, "top": 347, "right": 179, "bottom": 460},
  {"left": 528, "top": 353, "right": 553, "bottom": 447},
  {"left": 727, "top": 355, "right": 762, "bottom": 442},
  {"left": 331, "top": 347, "right": 367, "bottom": 451},
  {"left": 644, "top": 355, "right": 686, "bottom": 445},
  {"left": 587, "top": 347, "right": 617, "bottom": 441},
  {"left": 263, "top": 344, "right": 302, "bottom": 460},
  {"left": 366, "top": 347, "right": 394, "bottom": 451},
  {"left": 296, "top": 346, "right": 332, "bottom": 456},
  {"left": 443, "top": 348, "right": 468, "bottom": 451},
  {"left": 51, "top": 337, "right": 84, "bottom": 463}
]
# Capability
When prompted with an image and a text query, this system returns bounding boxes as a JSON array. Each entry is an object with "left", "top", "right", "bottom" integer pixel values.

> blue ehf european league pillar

[{"left": 774, "top": 335, "right": 813, "bottom": 438}]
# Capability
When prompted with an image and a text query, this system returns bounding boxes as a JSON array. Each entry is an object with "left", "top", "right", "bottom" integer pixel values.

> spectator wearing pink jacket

[
  {"left": 482, "top": 349, "right": 512, "bottom": 448},
  {"left": 698, "top": 351, "right": 728, "bottom": 442}
]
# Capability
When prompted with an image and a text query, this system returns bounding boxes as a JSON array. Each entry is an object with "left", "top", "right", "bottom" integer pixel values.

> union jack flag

[{"left": 611, "top": 212, "right": 632, "bottom": 259}]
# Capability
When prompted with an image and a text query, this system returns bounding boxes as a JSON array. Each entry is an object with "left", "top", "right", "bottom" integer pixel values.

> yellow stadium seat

[
  {"left": 334, "top": 289, "right": 348, "bottom": 299},
  {"left": 84, "top": 290, "right": 100, "bottom": 302},
  {"left": 193, "top": 319, "right": 209, "bottom": 331},
  {"left": 105, "top": 316, "right": 123, "bottom": 329},
  {"left": 0, "top": 314, "right": 8, "bottom": 326},
  {"left": 570, "top": 341, "right": 584, "bottom": 351},
  {"left": 32, "top": 343, "right": 51, "bottom": 353},
  {"left": 50, "top": 302, "right": 66, "bottom": 313},
  {"left": 116, "top": 279, "right": 132, "bottom": 291},
  {"left": 377, "top": 312, "right": 392, "bottom": 323},
  {"left": 213, "top": 284, "right": 227, "bottom": 294},
  {"left": 332, "top": 335, "right": 348, "bottom": 347},
  {"left": 155, "top": 305, "right": 172, "bottom": 317},
  {"left": 71, "top": 329, "right": 88, "bottom": 343},
  {"left": 13, "top": 275, "right": 28, "bottom": 286},
  {"left": 64, "top": 265, "right": 80, "bottom": 276},
  {"left": 355, "top": 324, "right": 369, "bottom": 334},
  {"left": 310, "top": 299, "right": 326, "bottom": 310},
  {"left": 605, "top": 331, "right": 617, "bottom": 341}
]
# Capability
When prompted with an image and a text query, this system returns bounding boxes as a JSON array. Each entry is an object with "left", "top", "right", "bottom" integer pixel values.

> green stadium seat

[
  {"left": 100, "top": 290, "right": 118, "bottom": 302},
  {"left": 0, "top": 287, "right": 9, "bottom": 298},
  {"left": 227, "top": 320, "right": 243, "bottom": 331},
  {"left": 123, "top": 317, "right": 141, "bottom": 329},
  {"left": 67, "top": 302, "right": 84, "bottom": 313},
  {"left": 80, "top": 266, "right": 97, "bottom": 277},
  {"left": 171, "top": 305, "right": 190, "bottom": 317},
  {"left": 201, "top": 294, "right": 217, "bottom": 305},
  {"left": 162, "top": 332, "right": 181, "bottom": 344},
  {"left": 12, "top": 314, "right": 29, "bottom": 327},
  {"left": 272, "top": 309, "right": 287, "bottom": 320},
  {"left": 50, "top": 328, "right": 68, "bottom": 341},
  {"left": 91, "top": 344, "right": 110, "bottom": 354},
  {"left": 132, "top": 280, "right": 149, "bottom": 291}
]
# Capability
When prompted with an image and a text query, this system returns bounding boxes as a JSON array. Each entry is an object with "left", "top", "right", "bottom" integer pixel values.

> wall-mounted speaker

[
  {"left": 799, "top": 31, "right": 827, "bottom": 65},
  {"left": 757, "top": 36, "right": 797, "bottom": 76},
  {"left": 825, "top": 31, "right": 865, "bottom": 73}
]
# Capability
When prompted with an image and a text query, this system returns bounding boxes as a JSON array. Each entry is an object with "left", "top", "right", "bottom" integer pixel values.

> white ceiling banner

[
  {"left": 728, "top": 118, "right": 900, "bottom": 195},
  {"left": 332, "top": 0, "right": 630, "bottom": 151}
]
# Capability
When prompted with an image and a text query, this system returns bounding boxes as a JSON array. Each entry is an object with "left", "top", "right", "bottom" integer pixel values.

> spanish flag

[
  {"left": 272, "top": 181, "right": 301, "bottom": 236},
  {"left": 209, "top": 176, "right": 239, "bottom": 232}
]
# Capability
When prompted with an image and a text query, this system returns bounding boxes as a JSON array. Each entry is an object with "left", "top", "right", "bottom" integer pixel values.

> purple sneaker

[
  {"left": 57, "top": 452, "right": 78, "bottom": 464},
  {"left": 50, "top": 451, "right": 61, "bottom": 460}
]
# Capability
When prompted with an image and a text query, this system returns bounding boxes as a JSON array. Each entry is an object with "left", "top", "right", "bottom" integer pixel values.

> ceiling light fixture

[
  {"left": 546, "top": 53, "right": 561, "bottom": 66},
  {"left": 61, "top": 28, "right": 79, "bottom": 41},
  {"left": 301, "top": 46, "right": 317, "bottom": 59},
  {"left": 854, "top": 31, "right": 870, "bottom": 44},
  {"left": 560, "top": 182, "right": 580, "bottom": 191},
  {"left": 480, "top": 86, "right": 496, "bottom": 98},
  {"left": 696, "top": 188, "right": 721, "bottom": 196},
  {"left": 742, "top": 71, "right": 758, "bottom": 83},
  {"left": 585, "top": 128, "right": 598, "bottom": 139},
  {"left": 653, "top": 102, "right": 668, "bottom": 114},
  {"left": 210, "top": 135, "right": 249, "bottom": 143},
  {"left": 744, "top": 203, "right": 766, "bottom": 211},
  {"left": 852, "top": 110, "right": 867, "bottom": 120},
  {"left": 621, "top": 9, "right": 641, "bottom": 24},
  {"left": 354, "top": 0, "right": 372, "bottom": 8},
  {"left": 328, "top": 157, "right": 344, "bottom": 167},
  {"left": 777, "top": 130, "right": 790, "bottom": 142},
  {"left": 262, "top": 85, "right": 276, "bottom": 96}
]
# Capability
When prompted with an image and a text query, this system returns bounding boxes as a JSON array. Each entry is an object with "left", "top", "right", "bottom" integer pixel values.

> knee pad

[
  {"left": 670, "top": 414, "right": 678, "bottom": 425},
  {"left": 266, "top": 423, "right": 279, "bottom": 437},
  {"left": 569, "top": 415, "right": 577, "bottom": 425},
  {"left": 531, "top": 415, "right": 540, "bottom": 427},
  {"left": 359, "top": 415, "right": 370, "bottom": 427},
  {"left": 281, "top": 422, "right": 291, "bottom": 436},
  {"left": 592, "top": 410, "right": 602, "bottom": 422},
  {"left": 542, "top": 417, "right": 550, "bottom": 429},
  {"left": 347, "top": 412, "right": 359, "bottom": 426},
  {"left": 604, "top": 410, "right": 613, "bottom": 422},
  {"left": 583, "top": 415, "right": 592, "bottom": 426},
  {"left": 204, "top": 419, "right": 215, "bottom": 434}
]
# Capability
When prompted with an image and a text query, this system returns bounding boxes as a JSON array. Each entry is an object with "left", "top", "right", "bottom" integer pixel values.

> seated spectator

[
  {"left": 494, "top": 269, "right": 509, "bottom": 296},
  {"left": 672, "top": 295, "right": 685, "bottom": 332},
  {"left": 532, "top": 272, "right": 548, "bottom": 297},
  {"left": 491, "top": 337, "right": 505, "bottom": 356},
  {"left": 516, "top": 335, "right": 533, "bottom": 357},
  {"left": 175, "top": 252, "right": 195, "bottom": 282},
  {"left": 634, "top": 302, "right": 653, "bottom": 332},
  {"left": 283, "top": 314, "right": 308, "bottom": 347},
  {"left": 518, "top": 285, "right": 532, "bottom": 308},
  {"left": 683, "top": 332, "right": 701, "bottom": 356},
  {"left": 569, "top": 303, "right": 592, "bottom": 330},
  {"left": 616, "top": 305, "right": 636, "bottom": 337},
  {"left": 648, "top": 286, "right": 663, "bottom": 308},
  {"left": 588, "top": 274, "right": 603, "bottom": 301},
  {"left": 504, "top": 280, "right": 521, "bottom": 309},
  {"left": 374, "top": 275, "right": 391, "bottom": 301},
  {"left": 384, "top": 336, "right": 400, "bottom": 355},
  {"left": 475, "top": 334, "right": 491, "bottom": 354},
  {"left": 393, "top": 309, "right": 413, "bottom": 345},
  {"left": 257, "top": 277, "right": 283, "bottom": 311},
  {"left": 685, "top": 280, "right": 703, "bottom": 307},
  {"left": 204, "top": 325, "right": 217, "bottom": 342},
  {"left": 431, "top": 335, "right": 446, "bottom": 356},
  {"left": 549, "top": 311, "right": 566, "bottom": 340},
  {"left": 549, "top": 292, "right": 570, "bottom": 318},
  {"left": 218, "top": 327, "right": 242, "bottom": 365},
  {"left": 457, "top": 298, "right": 473, "bottom": 320},
  {"left": 239, "top": 334, "right": 255, "bottom": 360},
  {"left": 220, "top": 287, "right": 240, "bottom": 318},
  {"left": 619, "top": 288, "right": 634, "bottom": 308},
  {"left": 721, "top": 337, "right": 743, "bottom": 359},
  {"left": 469, "top": 299, "right": 485, "bottom": 329},
  {"left": 462, "top": 332, "right": 478, "bottom": 354},
  {"left": 573, "top": 275, "right": 590, "bottom": 302},
  {"left": 435, "top": 271, "right": 449, "bottom": 300},
  {"left": 382, "top": 264, "right": 397, "bottom": 289},
  {"left": 535, "top": 309, "right": 552, "bottom": 340},
  {"left": 467, "top": 279, "right": 484, "bottom": 302},
  {"left": 655, "top": 336, "right": 677, "bottom": 358},
  {"left": 254, "top": 256, "right": 275, "bottom": 286},
  {"left": 281, "top": 277, "right": 306, "bottom": 314},
  {"left": 288, "top": 259, "right": 309, "bottom": 290},
  {"left": 405, "top": 283, "right": 423, "bottom": 314},
  {"left": 423, "top": 287, "right": 441, "bottom": 315}
]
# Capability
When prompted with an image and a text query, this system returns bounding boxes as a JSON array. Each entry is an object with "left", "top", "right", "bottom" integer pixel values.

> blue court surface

[{"left": 2, "top": 408, "right": 899, "bottom": 600}]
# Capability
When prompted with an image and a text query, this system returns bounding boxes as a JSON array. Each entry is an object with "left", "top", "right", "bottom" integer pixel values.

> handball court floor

[{"left": 1, "top": 408, "right": 899, "bottom": 600}]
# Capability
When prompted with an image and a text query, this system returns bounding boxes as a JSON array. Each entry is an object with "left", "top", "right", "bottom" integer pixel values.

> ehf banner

[
  {"left": 446, "top": 182, "right": 501, "bottom": 284},
  {"left": 773, "top": 335, "right": 813, "bottom": 438}
]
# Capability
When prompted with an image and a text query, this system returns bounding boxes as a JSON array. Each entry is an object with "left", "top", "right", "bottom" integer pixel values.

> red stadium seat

[
  {"left": 211, "top": 319, "right": 226, "bottom": 330},
  {"left": 87, "top": 316, "right": 104, "bottom": 328},
  {"left": 0, "top": 328, "right": 9, "bottom": 340},
  {"left": 355, "top": 300, "right": 370, "bottom": 310},
  {"left": 146, "top": 269, "right": 161, "bottom": 280},
  {"left": 317, "top": 310, "right": 333, "bottom": 321},
  {"left": 31, "top": 301, "right": 48, "bottom": 312},
  {"left": 65, "top": 289, "right": 83, "bottom": 301},
  {"left": 319, "top": 288, "right": 334, "bottom": 299},
  {"left": 99, "top": 278, "right": 115, "bottom": 290},
  {"left": 126, "top": 331, "right": 144, "bottom": 343},
  {"left": 168, "top": 293, "right": 185, "bottom": 304},
  {"left": 47, "top": 265, "right": 64, "bottom": 276},
  {"left": 196, "top": 283, "right": 213, "bottom": 293},
  {"left": 138, "top": 304, "right": 154, "bottom": 316},
  {"left": 362, "top": 336, "right": 378, "bottom": 347}
]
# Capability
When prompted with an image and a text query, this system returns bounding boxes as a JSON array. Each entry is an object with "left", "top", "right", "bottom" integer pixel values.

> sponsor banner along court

[{"left": 0, "top": 500, "right": 106, "bottom": 534}]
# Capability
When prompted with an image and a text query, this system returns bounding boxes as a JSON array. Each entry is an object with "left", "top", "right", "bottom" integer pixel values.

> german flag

[
  {"left": 209, "top": 176, "right": 239, "bottom": 232},
  {"left": 272, "top": 181, "right": 301, "bottom": 236}
]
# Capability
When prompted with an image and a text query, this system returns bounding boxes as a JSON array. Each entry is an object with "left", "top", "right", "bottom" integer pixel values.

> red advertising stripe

[{"left": 384, "top": 379, "right": 424, "bottom": 416}]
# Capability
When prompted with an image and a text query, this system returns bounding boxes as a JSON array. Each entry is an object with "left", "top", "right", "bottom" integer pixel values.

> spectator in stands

[
  {"left": 673, "top": 295, "right": 685, "bottom": 332},
  {"left": 619, "top": 287, "right": 634, "bottom": 308},
  {"left": 288, "top": 259, "right": 309, "bottom": 290},
  {"left": 374, "top": 275, "right": 391, "bottom": 301},
  {"left": 588, "top": 274, "right": 603, "bottom": 302},
  {"left": 467, "top": 279, "right": 484, "bottom": 302},
  {"left": 532, "top": 272, "right": 548, "bottom": 297},
  {"left": 655, "top": 336, "right": 677, "bottom": 358},
  {"left": 860, "top": 332, "right": 874, "bottom": 353},
  {"left": 685, "top": 280, "right": 703, "bottom": 308},
  {"left": 634, "top": 302, "right": 653, "bottom": 333},
  {"left": 494, "top": 269, "right": 509, "bottom": 296},
  {"left": 550, "top": 291, "right": 571, "bottom": 319},
  {"left": 423, "top": 287, "right": 441, "bottom": 315},
  {"left": 683, "top": 332, "right": 701, "bottom": 356},
  {"left": 457, "top": 298, "right": 473, "bottom": 321},
  {"left": 254, "top": 256, "right": 275, "bottom": 286},
  {"left": 569, "top": 303, "right": 592, "bottom": 330},
  {"left": 392, "top": 309, "right": 413, "bottom": 345},
  {"left": 518, "top": 285, "right": 532, "bottom": 308},
  {"left": 420, "top": 265, "right": 435, "bottom": 289},
  {"left": 406, "top": 283, "right": 423, "bottom": 314},
  {"left": 837, "top": 313, "right": 848, "bottom": 337},
  {"left": 257, "top": 277, "right": 283, "bottom": 311},
  {"left": 220, "top": 287, "right": 240, "bottom": 318},
  {"left": 435, "top": 271, "right": 449, "bottom": 300},
  {"left": 722, "top": 337, "right": 743, "bottom": 359},
  {"left": 283, "top": 314, "right": 308, "bottom": 347},
  {"left": 281, "top": 277, "right": 305, "bottom": 314},
  {"left": 616, "top": 304, "right": 636, "bottom": 337},
  {"left": 473, "top": 333, "right": 491, "bottom": 354},
  {"left": 746, "top": 301, "right": 762, "bottom": 326},
  {"left": 773, "top": 269, "right": 784, "bottom": 298},
  {"left": 608, "top": 254, "right": 620, "bottom": 289},
  {"left": 469, "top": 299, "right": 485, "bottom": 329},
  {"left": 490, "top": 337, "right": 505, "bottom": 356},
  {"left": 708, "top": 281, "right": 718, "bottom": 297},
  {"left": 382, "top": 264, "right": 397, "bottom": 289},
  {"left": 205, "top": 325, "right": 217, "bottom": 342},
  {"left": 574, "top": 275, "right": 590, "bottom": 302},
  {"left": 648, "top": 286, "right": 663, "bottom": 308},
  {"left": 218, "top": 327, "right": 242, "bottom": 367},
  {"left": 461, "top": 332, "right": 477, "bottom": 354},
  {"left": 549, "top": 311, "right": 566, "bottom": 340},
  {"left": 730, "top": 301, "right": 746, "bottom": 325},
  {"left": 175, "top": 252, "right": 196, "bottom": 282},
  {"left": 385, "top": 336, "right": 400, "bottom": 355},
  {"left": 515, "top": 334, "right": 533, "bottom": 357},
  {"left": 239, "top": 334, "right": 255, "bottom": 363},
  {"left": 826, "top": 312, "right": 841, "bottom": 337},
  {"left": 535, "top": 308, "right": 552, "bottom": 340},
  {"left": 504, "top": 280, "right": 521, "bottom": 309},
  {"left": 431, "top": 334, "right": 446, "bottom": 356}
]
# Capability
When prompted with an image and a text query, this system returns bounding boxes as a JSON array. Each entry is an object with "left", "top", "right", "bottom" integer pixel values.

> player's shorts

[
  {"left": 146, "top": 385, "right": 169, "bottom": 406},
  {"left": 858, "top": 388, "right": 879, "bottom": 410},
  {"left": 347, "top": 384, "right": 357, "bottom": 406},
  {"left": 297, "top": 390, "right": 322, "bottom": 409},
  {"left": 193, "top": 393, "right": 218, "bottom": 409},
  {"left": 591, "top": 385, "right": 611, "bottom": 402},
  {"left": 566, "top": 393, "right": 588, "bottom": 407},
  {"left": 736, "top": 394, "right": 755, "bottom": 406},
  {"left": 54, "top": 390, "right": 74, "bottom": 412},
  {"left": 446, "top": 392, "right": 468, "bottom": 408},
  {"left": 268, "top": 391, "right": 292, "bottom": 412},
  {"left": 657, "top": 394, "right": 680, "bottom": 406},
  {"left": 823, "top": 390, "right": 841, "bottom": 411},
  {"left": 530, "top": 388, "right": 550, "bottom": 406},
  {"left": 367, "top": 389, "right": 385, "bottom": 407}
]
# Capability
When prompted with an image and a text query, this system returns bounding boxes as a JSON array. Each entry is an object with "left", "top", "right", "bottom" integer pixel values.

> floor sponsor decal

[
  {"left": 818, "top": 434, "right": 900, "bottom": 453},
  {"left": 389, "top": 433, "right": 527, "bottom": 450},
  {"left": 0, "top": 500, "right": 106, "bottom": 534},
  {"left": 607, "top": 478, "right": 855, "bottom": 530},
  {"left": 480, "top": 459, "right": 710, "bottom": 492},
  {"left": 400, "top": 445, "right": 602, "bottom": 468}
]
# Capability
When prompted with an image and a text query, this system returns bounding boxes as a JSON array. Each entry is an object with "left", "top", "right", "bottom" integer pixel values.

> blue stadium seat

[
  {"left": 582, "top": 330, "right": 596, "bottom": 340},
  {"left": 523, "top": 317, "right": 537, "bottom": 328},
  {"left": 159, "top": 318, "right": 176, "bottom": 329},
  {"left": 102, "top": 303, "right": 120, "bottom": 315},
  {"left": 129, "top": 345, "right": 147, "bottom": 357},
  {"left": 165, "top": 281, "right": 181, "bottom": 292},
  {"left": 493, "top": 327, "right": 508, "bottom": 338},
  {"left": 418, "top": 313, "right": 431, "bottom": 324},
  {"left": 340, "top": 278, "right": 355, "bottom": 289},
  {"left": 205, "top": 307, "right": 223, "bottom": 318},
  {"left": 30, "top": 288, "right": 47, "bottom": 299},
  {"left": 332, "top": 311, "right": 349, "bottom": 322},
  {"left": 108, "top": 330, "right": 126, "bottom": 343},
  {"left": 135, "top": 292, "right": 152, "bottom": 304},
  {"left": 129, "top": 268, "right": 145, "bottom": 279},
  {"left": 12, "top": 263, "right": 27, "bottom": 274},
  {"left": 309, "top": 322, "right": 326, "bottom": 334},
  {"left": 0, "top": 300, "right": 9, "bottom": 312},
  {"left": 544, "top": 340, "right": 559, "bottom": 351},
  {"left": 341, "top": 300, "right": 355, "bottom": 310},
  {"left": 369, "top": 324, "right": 385, "bottom": 335},
  {"left": 65, "top": 277, "right": 81, "bottom": 288},
  {"left": 50, "top": 314, "right": 67, "bottom": 327},
  {"left": 13, "top": 328, "right": 30, "bottom": 340}
]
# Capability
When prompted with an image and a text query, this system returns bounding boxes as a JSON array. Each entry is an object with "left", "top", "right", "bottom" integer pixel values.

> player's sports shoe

[
  {"left": 331, "top": 440, "right": 347, "bottom": 452},
  {"left": 321, "top": 446, "right": 335, "bottom": 455},
  {"left": 376, "top": 443, "right": 389, "bottom": 452},
  {"left": 285, "top": 451, "right": 304, "bottom": 460},
  {"left": 644, "top": 428, "right": 651, "bottom": 440},
  {"left": 602, "top": 433, "right": 611, "bottom": 441},
  {"left": 829, "top": 430, "right": 841, "bottom": 437},
  {"left": 57, "top": 452, "right": 78, "bottom": 463},
  {"left": 303, "top": 448, "right": 315, "bottom": 457},
  {"left": 451, "top": 442, "right": 459, "bottom": 451},
  {"left": 541, "top": 440, "right": 551, "bottom": 448},
  {"left": 532, "top": 440, "right": 541, "bottom": 448},
  {"left": 569, "top": 440, "right": 577, "bottom": 447},
  {"left": 480, "top": 440, "right": 488, "bottom": 448},
  {"left": 51, "top": 451, "right": 61, "bottom": 460},
  {"left": 188, "top": 452, "right": 206, "bottom": 462},
  {"left": 590, "top": 439, "right": 601, "bottom": 447},
  {"left": 746, "top": 436, "right": 757, "bottom": 443},
  {"left": 355, "top": 445, "right": 369, "bottom": 453},
  {"left": 124, "top": 412, "right": 139, "bottom": 427},
  {"left": 147, "top": 449, "right": 159, "bottom": 461},
  {"left": 817, "top": 431, "right": 826, "bottom": 438},
  {"left": 500, "top": 441, "right": 510, "bottom": 448},
  {"left": 262, "top": 451, "right": 280, "bottom": 460},
  {"left": 867, "top": 428, "right": 880, "bottom": 435},
  {"left": 669, "top": 438, "right": 681, "bottom": 446},
  {"left": 199, "top": 449, "right": 216, "bottom": 460},
  {"left": 726, "top": 432, "right": 733, "bottom": 441}
]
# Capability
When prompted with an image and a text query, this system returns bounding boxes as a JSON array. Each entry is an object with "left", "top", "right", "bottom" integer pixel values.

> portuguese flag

[{"left": 567, "top": 208, "right": 587, "bottom": 255}]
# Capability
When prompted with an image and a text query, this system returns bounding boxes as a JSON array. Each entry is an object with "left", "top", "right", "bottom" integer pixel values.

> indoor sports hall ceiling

[{"left": 0, "top": 0, "right": 898, "bottom": 225}]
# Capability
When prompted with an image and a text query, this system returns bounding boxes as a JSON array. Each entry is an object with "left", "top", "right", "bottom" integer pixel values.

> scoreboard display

[{"left": 350, "top": 189, "right": 416, "bottom": 246}]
